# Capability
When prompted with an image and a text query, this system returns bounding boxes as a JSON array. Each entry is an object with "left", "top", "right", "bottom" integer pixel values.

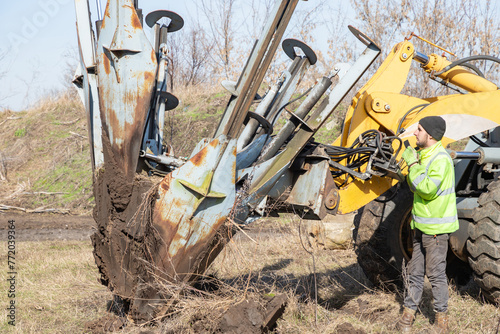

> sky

[{"left": 0, "top": 0, "right": 354, "bottom": 111}]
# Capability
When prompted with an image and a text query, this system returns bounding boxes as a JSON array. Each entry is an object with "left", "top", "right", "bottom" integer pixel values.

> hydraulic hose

[
  {"left": 433, "top": 55, "right": 500, "bottom": 77},
  {"left": 396, "top": 104, "right": 430, "bottom": 135}
]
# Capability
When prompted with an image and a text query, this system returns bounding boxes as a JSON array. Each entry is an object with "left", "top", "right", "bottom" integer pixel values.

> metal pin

[{"left": 96, "top": 0, "right": 102, "bottom": 21}]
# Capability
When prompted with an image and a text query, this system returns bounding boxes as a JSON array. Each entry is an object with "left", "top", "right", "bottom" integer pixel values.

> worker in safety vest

[{"left": 398, "top": 116, "right": 458, "bottom": 334}]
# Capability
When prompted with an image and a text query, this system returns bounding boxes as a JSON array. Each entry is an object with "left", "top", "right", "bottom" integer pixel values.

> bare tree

[
  {"left": 199, "top": 0, "right": 238, "bottom": 79},
  {"left": 0, "top": 51, "right": 15, "bottom": 109},
  {"left": 167, "top": 24, "right": 212, "bottom": 88},
  {"left": 246, "top": 0, "right": 275, "bottom": 39},
  {"left": 322, "top": 1, "right": 357, "bottom": 69},
  {"left": 62, "top": 48, "right": 81, "bottom": 97},
  {"left": 167, "top": 29, "right": 184, "bottom": 91},
  {"left": 350, "top": 0, "right": 500, "bottom": 97},
  {"left": 183, "top": 27, "right": 211, "bottom": 86}
]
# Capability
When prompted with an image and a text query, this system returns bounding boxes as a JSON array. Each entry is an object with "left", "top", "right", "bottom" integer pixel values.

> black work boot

[
  {"left": 396, "top": 307, "right": 416, "bottom": 333},
  {"left": 433, "top": 311, "right": 449, "bottom": 334}
]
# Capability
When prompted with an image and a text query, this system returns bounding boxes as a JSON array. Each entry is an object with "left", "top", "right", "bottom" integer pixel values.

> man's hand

[{"left": 402, "top": 146, "right": 418, "bottom": 168}]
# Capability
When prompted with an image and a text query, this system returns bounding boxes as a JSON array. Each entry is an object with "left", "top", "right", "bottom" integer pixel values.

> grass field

[
  {"left": 0, "top": 240, "right": 110, "bottom": 333},
  {"left": 0, "top": 217, "right": 499, "bottom": 333}
]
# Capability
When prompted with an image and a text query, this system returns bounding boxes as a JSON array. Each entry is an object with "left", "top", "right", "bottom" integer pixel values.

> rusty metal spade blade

[
  {"left": 152, "top": 135, "right": 237, "bottom": 283},
  {"left": 96, "top": 0, "right": 157, "bottom": 180},
  {"left": 82, "top": 0, "right": 300, "bottom": 322}
]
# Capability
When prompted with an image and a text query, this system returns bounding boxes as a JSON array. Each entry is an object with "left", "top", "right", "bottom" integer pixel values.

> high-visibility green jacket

[{"left": 406, "top": 141, "right": 458, "bottom": 235}]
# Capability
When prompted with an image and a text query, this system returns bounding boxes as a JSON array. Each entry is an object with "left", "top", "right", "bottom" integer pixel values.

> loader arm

[{"left": 331, "top": 40, "right": 500, "bottom": 214}]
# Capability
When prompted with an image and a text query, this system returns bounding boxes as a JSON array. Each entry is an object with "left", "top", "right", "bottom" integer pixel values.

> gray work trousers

[{"left": 403, "top": 229, "right": 450, "bottom": 313}]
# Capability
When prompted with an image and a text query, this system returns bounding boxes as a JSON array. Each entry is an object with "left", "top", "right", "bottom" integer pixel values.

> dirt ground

[
  {"left": 0, "top": 212, "right": 95, "bottom": 241},
  {"left": 2, "top": 212, "right": 499, "bottom": 333}
]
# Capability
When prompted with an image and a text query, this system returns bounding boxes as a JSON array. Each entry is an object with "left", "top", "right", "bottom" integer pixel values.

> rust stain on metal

[
  {"left": 216, "top": 216, "right": 227, "bottom": 227},
  {"left": 96, "top": 0, "right": 159, "bottom": 178},
  {"left": 151, "top": 49, "right": 156, "bottom": 63},
  {"left": 152, "top": 225, "right": 179, "bottom": 277},
  {"left": 126, "top": 93, "right": 152, "bottom": 178},
  {"left": 123, "top": 91, "right": 136, "bottom": 104},
  {"left": 191, "top": 139, "right": 219, "bottom": 166},
  {"left": 209, "top": 139, "right": 219, "bottom": 148},
  {"left": 159, "top": 173, "right": 173, "bottom": 188},
  {"left": 165, "top": 214, "right": 228, "bottom": 282},
  {"left": 160, "top": 180, "right": 170, "bottom": 192},
  {"left": 190, "top": 151, "right": 205, "bottom": 167},
  {"left": 102, "top": 1, "right": 110, "bottom": 25},
  {"left": 231, "top": 146, "right": 237, "bottom": 180},
  {"left": 100, "top": 88, "right": 154, "bottom": 179},
  {"left": 169, "top": 224, "right": 195, "bottom": 254},
  {"left": 325, "top": 189, "right": 338, "bottom": 209},
  {"left": 131, "top": 12, "right": 142, "bottom": 29},
  {"left": 176, "top": 215, "right": 229, "bottom": 279},
  {"left": 191, "top": 217, "right": 233, "bottom": 279},
  {"left": 102, "top": 54, "right": 110, "bottom": 75},
  {"left": 151, "top": 178, "right": 231, "bottom": 283},
  {"left": 103, "top": 103, "right": 119, "bottom": 136},
  {"left": 144, "top": 71, "right": 154, "bottom": 82},
  {"left": 192, "top": 137, "right": 221, "bottom": 167}
]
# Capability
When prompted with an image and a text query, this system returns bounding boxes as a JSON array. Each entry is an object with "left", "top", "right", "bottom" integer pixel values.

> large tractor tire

[
  {"left": 355, "top": 183, "right": 470, "bottom": 289},
  {"left": 468, "top": 179, "right": 500, "bottom": 303},
  {"left": 354, "top": 183, "right": 414, "bottom": 289}
]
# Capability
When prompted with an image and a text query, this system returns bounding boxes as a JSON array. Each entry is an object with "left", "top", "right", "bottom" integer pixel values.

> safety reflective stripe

[
  {"left": 429, "top": 177, "right": 441, "bottom": 189},
  {"left": 428, "top": 152, "right": 455, "bottom": 197},
  {"left": 436, "top": 187, "right": 455, "bottom": 196},
  {"left": 410, "top": 144, "right": 458, "bottom": 234},
  {"left": 413, "top": 214, "right": 458, "bottom": 225},
  {"left": 412, "top": 174, "right": 426, "bottom": 189},
  {"left": 411, "top": 151, "right": 454, "bottom": 197}
]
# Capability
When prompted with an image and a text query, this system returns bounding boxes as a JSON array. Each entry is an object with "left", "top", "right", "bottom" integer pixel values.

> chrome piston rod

[
  {"left": 449, "top": 151, "right": 480, "bottom": 160},
  {"left": 140, "top": 151, "right": 185, "bottom": 168},
  {"left": 450, "top": 147, "right": 500, "bottom": 164},
  {"left": 258, "top": 75, "right": 333, "bottom": 162}
]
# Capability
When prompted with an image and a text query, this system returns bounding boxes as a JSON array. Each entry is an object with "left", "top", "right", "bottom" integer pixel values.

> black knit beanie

[{"left": 419, "top": 116, "right": 446, "bottom": 141}]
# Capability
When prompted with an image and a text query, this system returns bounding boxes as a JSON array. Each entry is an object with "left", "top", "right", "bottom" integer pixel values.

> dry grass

[
  {"left": 0, "top": 218, "right": 499, "bottom": 333},
  {"left": 0, "top": 240, "right": 111, "bottom": 333},
  {"left": 139, "top": 216, "right": 500, "bottom": 333},
  {"left": 164, "top": 85, "right": 233, "bottom": 157},
  {"left": 204, "top": 217, "right": 500, "bottom": 333},
  {"left": 0, "top": 92, "right": 93, "bottom": 214}
]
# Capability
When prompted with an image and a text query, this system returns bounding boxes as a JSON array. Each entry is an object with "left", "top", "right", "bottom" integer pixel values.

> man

[{"left": 398, "top": 116, "right": 458, "bottom": 334}]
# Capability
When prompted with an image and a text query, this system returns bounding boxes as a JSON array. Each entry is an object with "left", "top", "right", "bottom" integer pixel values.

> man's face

[{"left": 414, "top": 124, "right": 431, "bottom": 148}]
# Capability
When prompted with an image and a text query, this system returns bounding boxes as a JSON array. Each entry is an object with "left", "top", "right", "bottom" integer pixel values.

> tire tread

[{"left": 469, "top": 178, "right": 500, "bottom": 303}]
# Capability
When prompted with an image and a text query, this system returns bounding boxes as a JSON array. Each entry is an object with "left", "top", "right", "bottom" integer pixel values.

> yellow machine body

[{"left": 332, "top": 40, "right": 500, "bottom": 214}]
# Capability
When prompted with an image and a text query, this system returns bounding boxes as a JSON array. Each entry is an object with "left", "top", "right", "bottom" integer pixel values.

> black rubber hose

[
  {"left": 271, "top": 86, "right": 313, "bottom": 126},
  {"left": 434, "top": 55, "right": 500, "bottom": 77},
  {"left": 470, "top": 135, "right": 489, "bottom": 148},
  {"left": 396, "top": 104, "right": 430, "bottom": 135}
]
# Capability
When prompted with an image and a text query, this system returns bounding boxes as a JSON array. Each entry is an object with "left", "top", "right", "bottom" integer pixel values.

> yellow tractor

[{"left": 332, "top": 36, "right": 500, "bottom": 303}]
